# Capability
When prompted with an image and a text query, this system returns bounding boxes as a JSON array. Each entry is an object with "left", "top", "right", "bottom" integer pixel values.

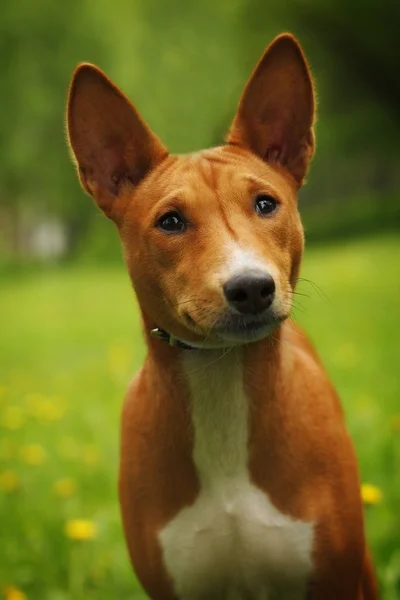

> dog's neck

[{"left": 140, "top": 309, "right": 286, "bottom": 392}]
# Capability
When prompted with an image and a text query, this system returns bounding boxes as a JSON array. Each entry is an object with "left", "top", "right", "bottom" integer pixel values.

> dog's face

[
  {"left": 67, "top": 34, "right": 315, "bottom": 347},
  {"left": 120, "top": 146, "right": 304, "bottom": 346}
]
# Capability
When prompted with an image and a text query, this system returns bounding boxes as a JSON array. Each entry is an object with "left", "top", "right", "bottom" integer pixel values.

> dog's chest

[{"left": 158, "top": 351, "right": 314, "bottom": 600}]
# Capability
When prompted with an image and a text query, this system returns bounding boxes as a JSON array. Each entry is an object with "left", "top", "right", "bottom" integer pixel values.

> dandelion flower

[
  {"left": 65, "top": 519, "right": 97, "bottom": 541},
  {"left": 0, "top": 439, "right": 15, "bottom": 460},
  {"left": 361, "top": 483, "right": 382, "bottom": 505},
  {"left": 20, "top": 444, "right": 46, "bottom": 466},
  {"left": 57, "top": 436, "right": 80, "bottom": 460},
  {"left": 25, "top": 393, "right": 45, "bottom": 411},
  {"left": 53, "top": 478, "right": 76, "bottom": 498},
  {"left": 0, "top": 470, "right": 20, "bottom": 492},
  {"left": 26, "top": 394, "right": 67, "bottom": 422},
  {"left": 1, "top": 407, "right": 25, "bottom": 430},
  {"left": 391, "top": 415, "right": 400, "bottom": 431},
  {"left": 334, "top": 343, "right": 360, "bottom": 369},
  {"left": 82, "top": 445, "right": 100, "bottom": 467},
  {"left": 108, "top": 342, "right": 131, "bottom": 376},
  {"left": 4, "top": 586, "right": 27, "bottom": 600}
]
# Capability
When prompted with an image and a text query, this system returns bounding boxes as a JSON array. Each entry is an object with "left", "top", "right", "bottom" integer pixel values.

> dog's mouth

[
  {"left": 214, "top": 312, "right": 284, "bottom": 342},
  {"left": 184, "top": 309, "right": 285, "bottom": 345}
]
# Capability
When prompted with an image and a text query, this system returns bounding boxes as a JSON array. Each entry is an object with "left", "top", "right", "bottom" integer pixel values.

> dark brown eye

[
  {"left": 255, "top": 194, "right": 279, "bottom": 216},
  {"left": 157, "top": 211, "right": 186, "bottom": 233}
]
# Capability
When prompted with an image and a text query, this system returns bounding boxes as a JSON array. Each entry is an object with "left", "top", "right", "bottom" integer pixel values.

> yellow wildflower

[
  {"left": 26, "top": 394, "right": 66, "bottom": 422},
  {"left": 82, "top": 445, "right": 100, "bottom": 467},
  {"left": 25, "top": 393, "right": 44, "bottom": 410},
  {"left": 4, "top": 586, "right": 27, "bottom": 600},
  {"left": 1, "top": 407, "right": 25, "bottom": 430},
  {"left": 0, "top": 439, "right": 15, "bottom": 460},
  {"left": 0, "top": 470, "right": 20, "bottom": 492},
  {"left": 20, "top": 444, "right": 46, "bottom": 466},
  {"left": 361, "top": 483, "right": 382, "bottom": 505},
  {"left": 8, "top": 370, "right": 34, "bottom": 390},
  {"left": 53, "top": 478, "right": 77, "bottom": 498},
  {"left": 65, "top": 519, "right": 97, "bottom": 541},
  {"left": 334, "top": 343, "right": 360, "bottom": 369},
  {"left": 57, "top": 436, "right": 80, "bottom": 460},
  {"left": 108, "top": 342, "right": 131, "bottom": 376},
  {"left": 391, "top": 415, "right": 400, "bottom": 431}
]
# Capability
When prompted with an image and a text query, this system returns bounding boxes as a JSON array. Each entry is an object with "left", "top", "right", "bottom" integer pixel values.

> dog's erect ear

[
  {"left": 67, "top": 64, "right": 168, "bottom": 222},
  {"left": 227, "top": 34, "right": 315, "bottom": 187}
]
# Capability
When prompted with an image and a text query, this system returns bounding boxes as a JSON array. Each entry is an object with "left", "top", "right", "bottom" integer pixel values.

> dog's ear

[
  {"left": 67, "top": 64, "right": 168, "bottom": 222},
  {"left": 227, "top": 34, "right": 315, "bottom": 187}
]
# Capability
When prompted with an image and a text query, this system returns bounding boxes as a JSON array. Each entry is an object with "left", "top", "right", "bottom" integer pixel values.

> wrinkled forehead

[{"left": 138, "top": 146, "right": 297, "bottom": 207}]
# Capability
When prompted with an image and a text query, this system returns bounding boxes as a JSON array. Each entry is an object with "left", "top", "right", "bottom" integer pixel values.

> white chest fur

[{"left": 158, "top": 349, "right": 314, "bottom": 600}]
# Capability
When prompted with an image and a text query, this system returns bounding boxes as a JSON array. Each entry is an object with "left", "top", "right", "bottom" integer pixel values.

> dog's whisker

[{"left": 294, "top": 277, "right": 328, "bottom": 301}]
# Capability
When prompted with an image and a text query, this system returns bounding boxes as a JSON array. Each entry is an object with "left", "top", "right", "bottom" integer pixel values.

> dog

[{"left": 67, "top": 32, "right": 378, "bottom": 600}]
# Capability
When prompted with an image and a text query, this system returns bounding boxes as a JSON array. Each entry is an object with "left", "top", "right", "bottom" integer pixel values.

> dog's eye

[
  {"left": 157, "top": 211, "right": 186, "bottom": 233},
  {"left": 255, "top": 194, "right": 279, "bottom": 216}
]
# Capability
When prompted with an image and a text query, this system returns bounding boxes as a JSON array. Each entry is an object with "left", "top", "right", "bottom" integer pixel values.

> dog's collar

[{"left": 150, "top": 327, "right": 196, "bottom": 350}]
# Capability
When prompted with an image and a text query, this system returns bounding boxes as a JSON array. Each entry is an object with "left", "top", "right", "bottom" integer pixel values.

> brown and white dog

[{"left": 67, "top": 33, "right": 378, "bottom": 600}]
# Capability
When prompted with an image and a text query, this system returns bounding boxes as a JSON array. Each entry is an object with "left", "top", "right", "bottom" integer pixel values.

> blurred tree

[
  {"left": 0, "top": 0, "right": 246, "bottom": 259},
  {"left": 0, "top": 0, "right": 106, "bottom": 256},
  {"left": 1, "top": 0, "right": 398, "bottom": 262},
  {"left": 285, "top": 1, "right": 400, "bottom": 123},
  {"left": 238, "top": 0, "right": 400, "bottom": 240}
]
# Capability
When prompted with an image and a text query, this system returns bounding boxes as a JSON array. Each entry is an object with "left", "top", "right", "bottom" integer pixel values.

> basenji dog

[{"left": 67, "top": 33, "right": 378, "bottom": 600}]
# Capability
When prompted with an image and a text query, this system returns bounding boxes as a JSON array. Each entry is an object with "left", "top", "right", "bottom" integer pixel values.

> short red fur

[{"left": 67, "top": 33, "right": 378, "bottom": 600}]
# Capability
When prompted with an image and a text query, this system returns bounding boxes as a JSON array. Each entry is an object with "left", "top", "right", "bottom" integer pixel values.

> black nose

[{"left": 223, "top": 270, "right": 276, "bottom": 315}]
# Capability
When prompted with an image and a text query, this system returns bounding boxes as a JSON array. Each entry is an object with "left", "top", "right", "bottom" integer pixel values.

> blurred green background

[{"left": 0, "top": 1, "right": 399, "bottom": 599}]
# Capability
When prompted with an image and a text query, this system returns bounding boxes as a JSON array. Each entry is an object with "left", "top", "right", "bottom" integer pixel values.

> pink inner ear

[
  {"left": 264, "top": 144, "right": 282, "bottom": 162},
  {"left": 260, "top": 115, "right": 297, "bottom": 166}
]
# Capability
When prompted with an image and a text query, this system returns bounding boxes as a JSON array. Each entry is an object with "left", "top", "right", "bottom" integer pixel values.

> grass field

[{"left": 0, "top": 234, "right": 399, "bottom": 599}]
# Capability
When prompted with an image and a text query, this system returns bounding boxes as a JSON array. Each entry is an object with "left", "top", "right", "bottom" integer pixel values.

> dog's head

[{"left": 67, "top": 34, "right": 315, "bottom": 348}]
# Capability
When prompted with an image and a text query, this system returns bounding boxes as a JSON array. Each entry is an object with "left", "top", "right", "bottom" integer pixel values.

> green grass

[{"left": 0, "top": 234, "right": 399, "bottom": 599}]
